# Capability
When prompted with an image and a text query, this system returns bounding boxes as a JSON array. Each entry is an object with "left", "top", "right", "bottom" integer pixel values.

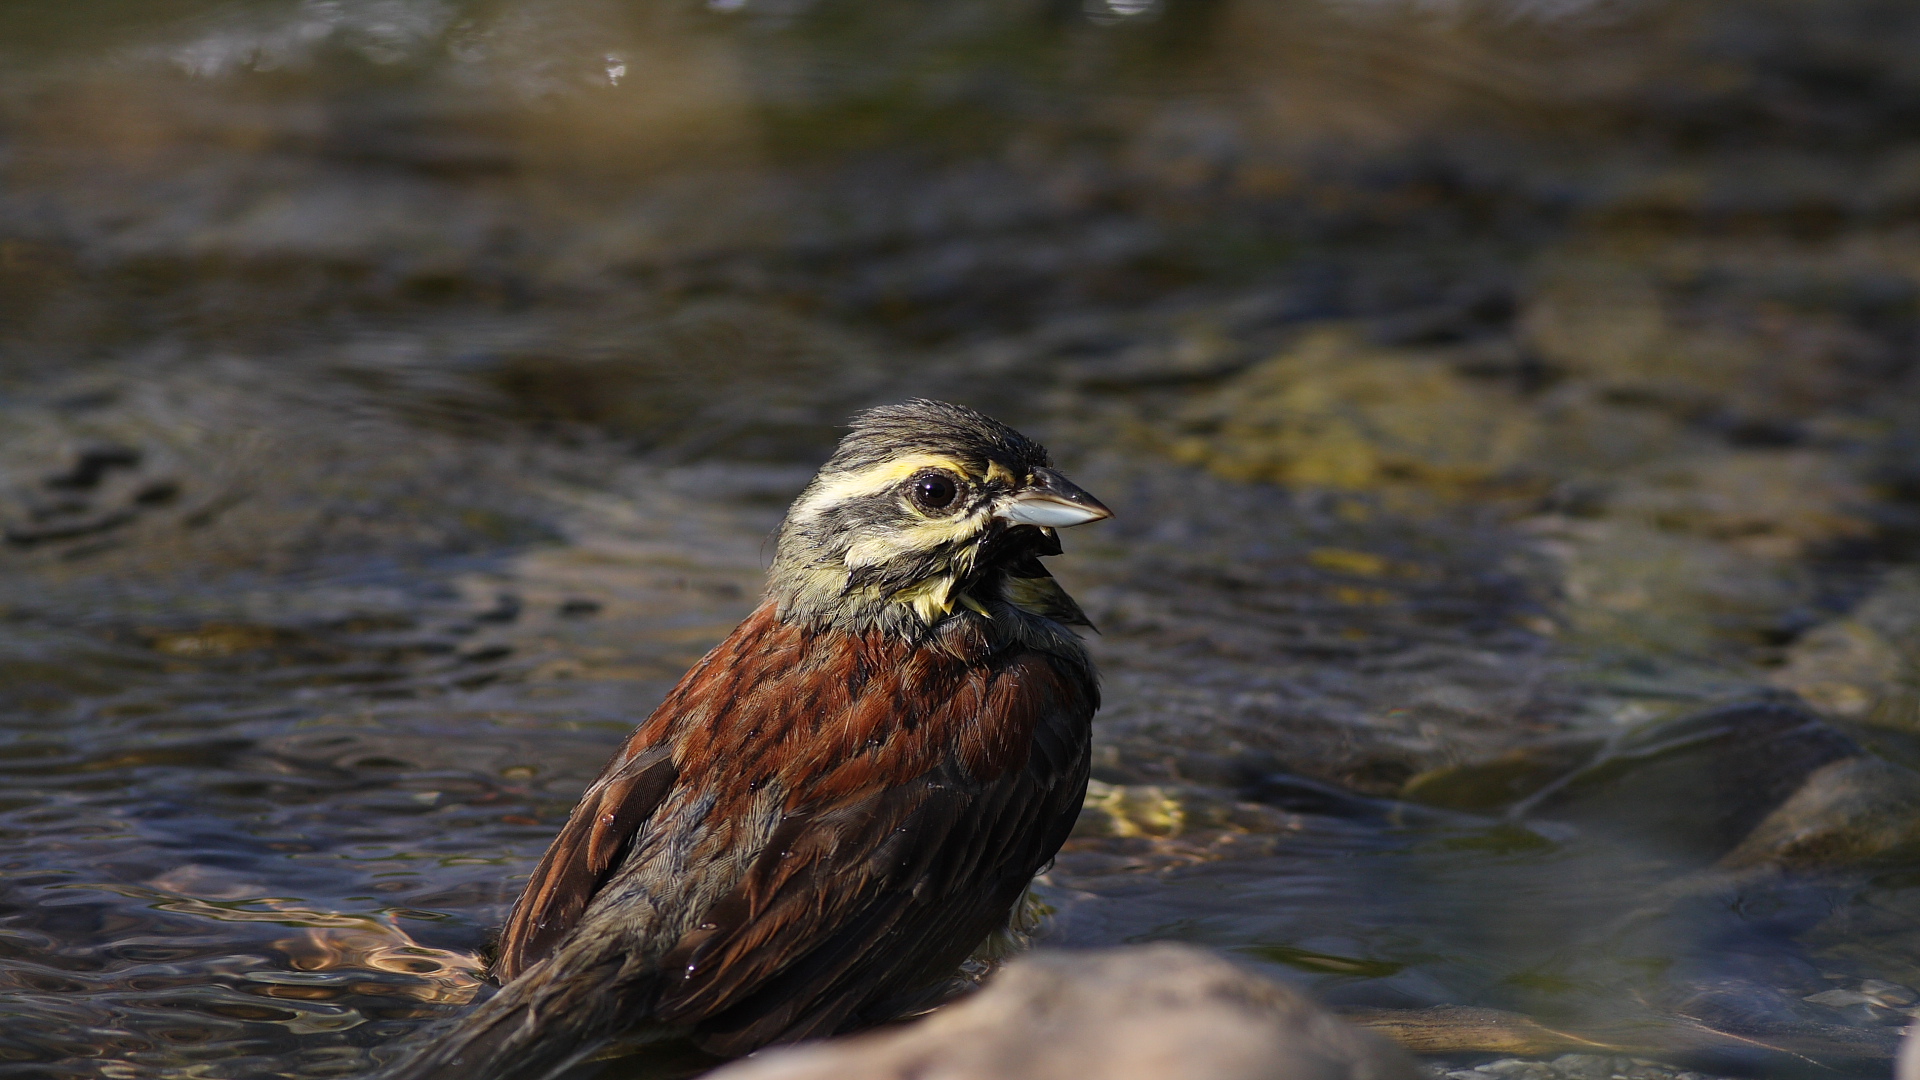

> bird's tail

[{"left": 379, "top": 958, "right": 667, "bottom": 1080}]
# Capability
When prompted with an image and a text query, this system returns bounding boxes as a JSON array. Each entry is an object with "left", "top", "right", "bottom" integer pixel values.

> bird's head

[{"left": 768, "top": 400, "right": 1111, "bottom": 637}]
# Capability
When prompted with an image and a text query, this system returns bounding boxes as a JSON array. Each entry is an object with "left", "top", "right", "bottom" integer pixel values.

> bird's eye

[{"left": 909, "top": 471, "right": 961, "bottom": 513}]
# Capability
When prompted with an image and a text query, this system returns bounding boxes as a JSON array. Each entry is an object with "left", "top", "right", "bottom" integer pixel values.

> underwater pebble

[
  {"left": 1443, "top": 1055, "right": 1725, "bottom": 1080},
  {"left": 1862, "top": 980, "right": 1920, "bottom": 1008},
  {"left": 1838, "top": 1002, "right": 1908, "bottom": 1027},
  {"left": 1805, "top": 988, "right": 1879, "bottom": 1008},
  {"left": 1472, "top": 1061, "right": 1556, "bottom": 1080}
]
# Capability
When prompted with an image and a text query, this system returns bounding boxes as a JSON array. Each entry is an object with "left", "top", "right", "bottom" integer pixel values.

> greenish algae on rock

[{"left": 1167, "top": 327, "right": 1548, "bottom": 497}]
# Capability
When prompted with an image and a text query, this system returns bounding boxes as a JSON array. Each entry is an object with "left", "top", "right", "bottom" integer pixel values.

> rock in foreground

[{"left": 705, "top": 944, "right": 1420, "bottom": 1080}]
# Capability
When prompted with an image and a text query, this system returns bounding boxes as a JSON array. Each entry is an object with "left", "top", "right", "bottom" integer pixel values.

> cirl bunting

[{"left": 387, "top": 399, "right": 1111, "bottom": 1080}]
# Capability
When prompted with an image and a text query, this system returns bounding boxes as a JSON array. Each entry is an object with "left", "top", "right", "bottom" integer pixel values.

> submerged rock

[
  {"left": 1169, "top": 327, "right": 1546, "bottom": 497},
  {"left": 1773, "top": 570, "right": 1920, "bottom": 721},
  {"left": 1072, "top": 779, "right": 1301, "bottom": 839},
  {"left": 1720, "top": 755, "right": 1920, "bottom": 870},
  {"left": 704, "top": 945, "right": 1420, "bottom": 1080},
  {"left": 1518, "top": 702, "right": 1860, "bottom": 862},
  {"left": 1342, "top": 1005, "right": 1623, "bottom": 1059},
  {"left": 1452, "top": 692, "right": 1920, "bottom": 873},
  {"left": 1400, "top": 738, "right": 1603, "bottom": 812},
  {"left": 1404, "top": 699, "right": 1920, "bottom": 873},
  {"left": 1439, "top": 1054, "right": 1728, "bottom": 1080}
]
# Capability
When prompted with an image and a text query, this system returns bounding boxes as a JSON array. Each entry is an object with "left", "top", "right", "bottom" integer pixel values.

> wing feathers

[
  {"left": 585, "top": 752, "right": 678, "bottom": 873},
  {"left": 494, "top": 747, "right": 678, "bottom": 981}
]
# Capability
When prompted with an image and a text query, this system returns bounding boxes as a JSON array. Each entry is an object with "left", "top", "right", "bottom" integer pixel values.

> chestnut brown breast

[{"left": 491, "top": 600, "right": 1096, "bottom": 1054}]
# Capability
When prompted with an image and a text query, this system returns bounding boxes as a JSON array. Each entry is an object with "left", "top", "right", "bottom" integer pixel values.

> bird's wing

[
  {"left": 493, "top": 743, "right": 679, "bottom": 981},
  {"left": 492, "top": 603, "right": 796, "bottom": 982}
]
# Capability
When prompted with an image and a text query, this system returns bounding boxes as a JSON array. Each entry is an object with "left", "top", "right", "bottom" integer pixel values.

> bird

[{"left": 386, "top": 399, "right": 1111, "bottom": 1080}]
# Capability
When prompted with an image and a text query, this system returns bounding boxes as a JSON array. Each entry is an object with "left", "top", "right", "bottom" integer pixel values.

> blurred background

[{"left": 5, "top": 1, "right": 1920, "bottom": 1077}]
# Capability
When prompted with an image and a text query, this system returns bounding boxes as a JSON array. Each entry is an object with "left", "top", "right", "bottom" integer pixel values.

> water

[{"left": 3, "top": 1, "right": 1920, "bottom": 1076}]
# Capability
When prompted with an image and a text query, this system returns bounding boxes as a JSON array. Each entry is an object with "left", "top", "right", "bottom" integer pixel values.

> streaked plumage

[{"left": 387, "top": 400, "right": 1110, "bottom": 1079}]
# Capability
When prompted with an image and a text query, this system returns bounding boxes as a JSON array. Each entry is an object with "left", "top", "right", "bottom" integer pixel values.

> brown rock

[
  {"left": 705, "top": 944, "right": 1421, "bottom": 1080},
  {"left": 1719, "top": 755, "right": 1920, "bottom": 870},
  {"left": 1773, "top": 570, "right": 1920, "bottom": 720},
  {"left": 1340, "top": 1005, "right": 1623, "bottom": 1058}
]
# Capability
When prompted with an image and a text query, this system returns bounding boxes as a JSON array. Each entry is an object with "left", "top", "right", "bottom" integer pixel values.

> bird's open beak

[{"left": 996, "top": 467, "right": 1113, "bottom": 528}]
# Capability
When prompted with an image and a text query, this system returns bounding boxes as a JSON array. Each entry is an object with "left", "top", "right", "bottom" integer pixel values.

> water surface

[{"left": 4, "top": 1, "right": 1920, "bottom": 1076}]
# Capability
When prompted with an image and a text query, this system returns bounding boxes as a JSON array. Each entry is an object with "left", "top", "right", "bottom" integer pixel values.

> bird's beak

[{"left": 996, "top": 467, "right": 1113, "bottom": 528}]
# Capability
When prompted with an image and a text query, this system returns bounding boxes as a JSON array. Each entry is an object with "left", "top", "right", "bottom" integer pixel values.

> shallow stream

[{"left": 5, "top": 2, "right": 1920, "bottom": 1077}]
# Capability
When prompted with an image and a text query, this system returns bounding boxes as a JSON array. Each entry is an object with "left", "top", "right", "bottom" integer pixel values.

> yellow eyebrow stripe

[{"left": 788, "top": 454, "right": 968, "bottom": 522}]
